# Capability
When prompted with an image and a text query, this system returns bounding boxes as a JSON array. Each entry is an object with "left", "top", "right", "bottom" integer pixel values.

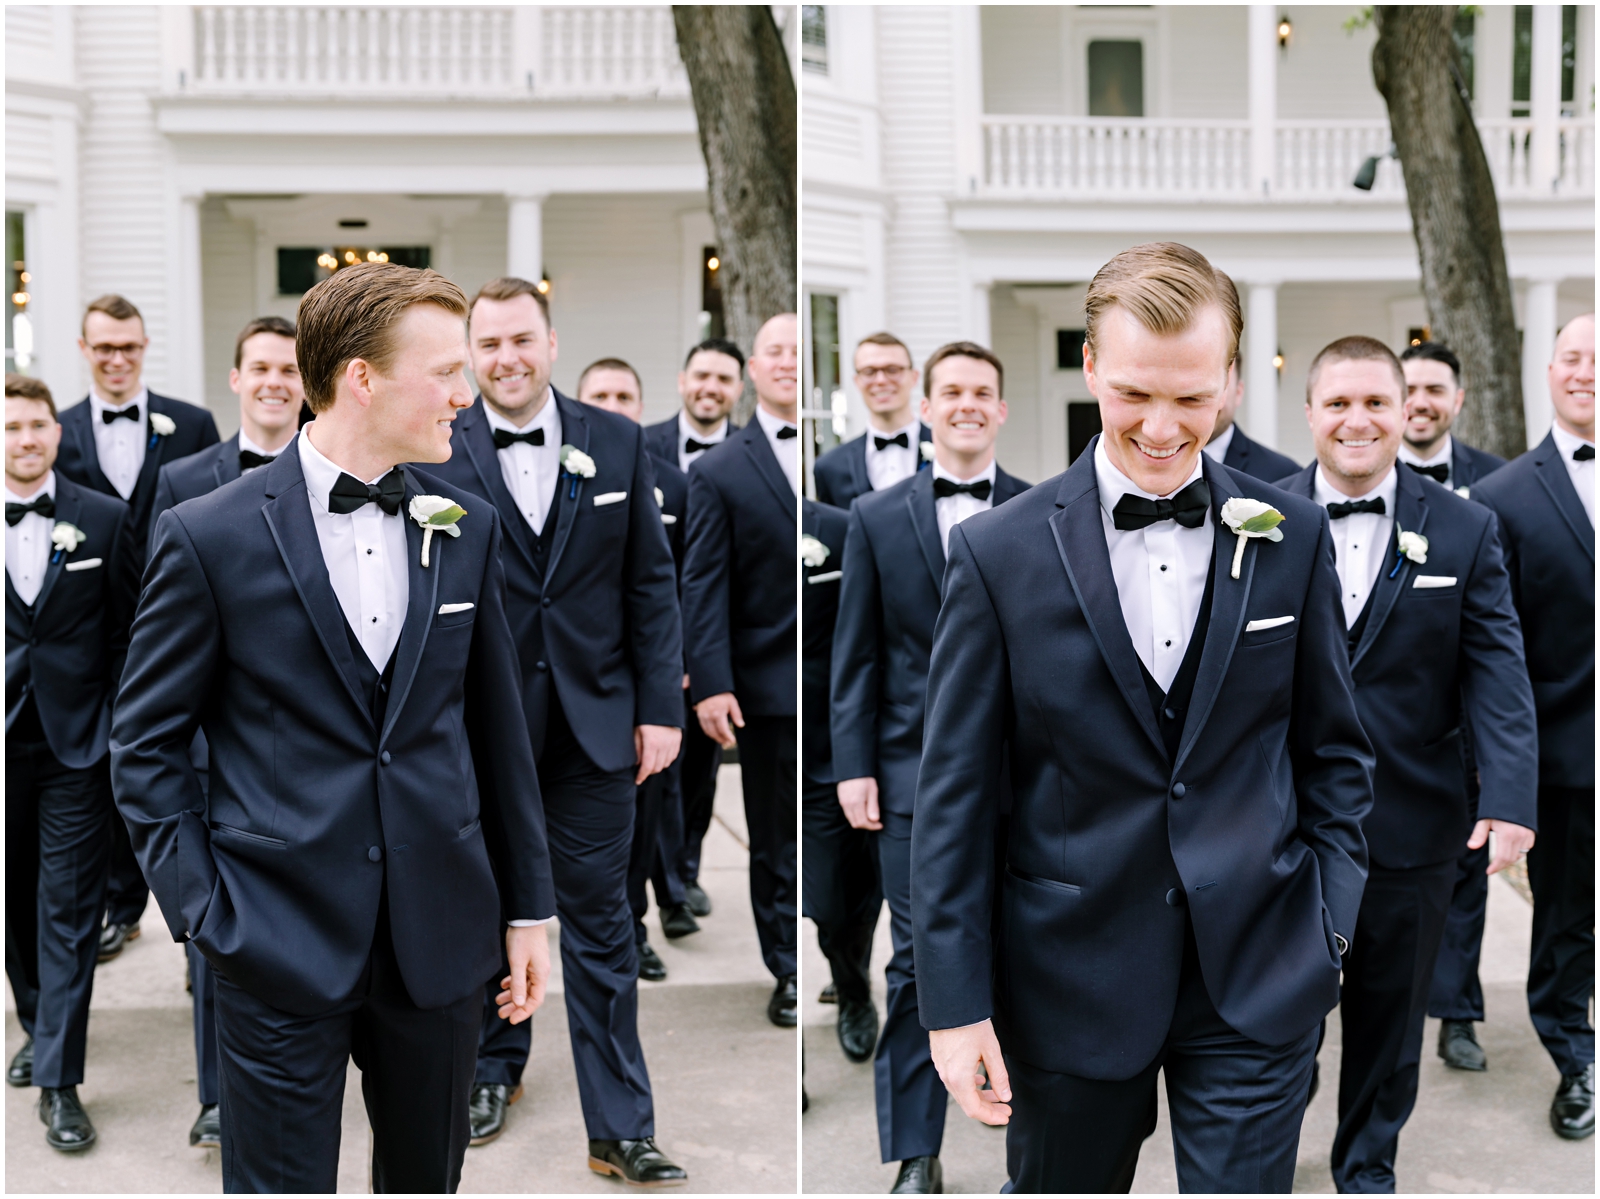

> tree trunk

[
  {"left": 1372, "top": 6, "right": 1526, "bottom": 458},
  {"left": 673, "top": 5, "right": 797, "bottom": 425}
]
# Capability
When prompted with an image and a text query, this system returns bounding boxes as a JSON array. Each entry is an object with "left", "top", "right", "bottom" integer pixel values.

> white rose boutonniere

[
  {"left": 801, "top": 534, "right": 830, "bottom": 568},
  {"left": 654, "top": 486, "right": 665, "bottom": 508},
  {"left": 1219, "top": 497, "right": 1286, "bottom": 580},
  {"left": 919, "top": 440, "right": 936, "bottom": 463},
  {"left": 408, "top": 495, "right": 467, "bottom": 568},
  {"left": 148, "top": 412, "right": 176, "bottom": 437},
  {"left": 1390, "top": 528, "right": 1428, "bottom": 578},
  {"left": 560, "top": 444, "right": 597, "bottom": 499},
  {"left": 50, "top": 521, "right": 86, "bottom": 563}
]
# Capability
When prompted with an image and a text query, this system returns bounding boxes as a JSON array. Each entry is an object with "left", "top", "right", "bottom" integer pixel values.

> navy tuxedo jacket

[
  {"left": 425, "top": 393, "right": 683, "bottom": 772},
  {"left": 149, "top": 434, "right": 243, "bottom": 546},
  {"left": 1445, "top": 438, "right": 1507, "bottom": 495},
  {"left": 1220, "top": 426, "right": 1299, "bottom": 484},
  {"left": 654, "top": 455, "right": 688, "bottom": 573},
  {"left": 681, "top": 418, "right": 797, "bottom": 717},
  {"left": 110, "top": 446, "right": 555, "bottom": 1017},
  {"left": 813, "top": 423, "right": 933, "bottom": 510},
  {"left": 911, "top": 442, "right": 1373, "bottom": 1079},
  {"left": 57, "top": 391, "right": 220, "bottom": 562},
  {"left": 802, "top": 499, "right": 848, "bottom": 784},
  {"left": 830, "top": 465, "right": 1030, "bottom": 817},
  {"left": 1276, "top": 464, "right": 1537, "bottom": 867},
  {"left": 1471, "top": 432, "right": 1594, "bottom": 788},
  {"left": 644, "top": 415, "right": 680, "bottom": 471},
  {"left": 5, "top": 477, "right": 138, "bottom": 768}
]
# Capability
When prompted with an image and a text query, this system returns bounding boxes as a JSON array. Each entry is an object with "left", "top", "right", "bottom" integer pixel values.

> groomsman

[
  {"left": 912, "top": 243, "right": 1373, "bottom": 1193},
  {"left": 1274, "top": 336, "right": 1537, "bottom": 1191},
  {"left": 146, "top": 314, "right": 304, "bottom": 1151},
  {"left": 427, "top": 281, "right": 687, "bottom": 1183},
  {"left": 1473, "top": 313, "right": 1596, "bottom": 1141},
  {"left": 813, "top": 332, "right": 933, "bottom": 509},
  {"left": 56, "top": 295, "right": 219, "bottom": 962},
  {"left": 1397, "top": 342, "right": 1506, "bottom": 496},
  {"left": 112, "top": 264, "right": 556, "bottom": 1192},
  {"left": 682, "top": 313, "right": 800, "bottom": 1026},
  {"left": 6, "top": 375, "right": 138, "bottom": 1152},
  {"left": 574, "top": 358, "right": 697, "bottom": 984},
  {"left": 1204, "top": 364, "right": 1300, "bottom": 483},
  {"left": 833, "top": 342, "right": 1029, "bottom": 1193}
]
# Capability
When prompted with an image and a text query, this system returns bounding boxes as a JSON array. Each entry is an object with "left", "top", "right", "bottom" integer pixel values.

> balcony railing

[
  {"left": 188, "top": 6, "right": 688, "bottom": 98},
  {"left": 980, "top": 116, "right": 1595, "bottom": 201}
]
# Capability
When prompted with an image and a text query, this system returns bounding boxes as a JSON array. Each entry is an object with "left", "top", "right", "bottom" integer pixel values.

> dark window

[
  {"left": 1057, "top": 329, "right": 1087, "bottom": 370},
  {"left": 802, "top": 5, "right": 827, "bottom": 75},
  {"left": 1068, "top": 402, "right": 1103, "bottom": 465},
  {"left": 6, "top": 210, "right": 27, "bottom": 371},
  {"left": 700, "top": 246, "right": 725, "bottom": 342},
  {"left": 1453, "top": 8, "right": 1475, "bottom": 100},
  {"left": 1513, "top": 6, "right": 1578, "bottom": 116},
  {"left": 276, "top": 246, "right": 431, "bottom": 295},
  {"left": 1088, "top": 41, "right": 1144, "bottom": 118},
  {"left": 1406, "top": 326, "right": 1431, "bottom": 348},
  {"left": 807, "top": 292, "right": 842, "bottom": 460}
]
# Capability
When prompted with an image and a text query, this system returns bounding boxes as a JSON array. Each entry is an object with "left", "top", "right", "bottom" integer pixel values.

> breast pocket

[{"left": 436, "top": 604, "right": 477, "bottom": 629}]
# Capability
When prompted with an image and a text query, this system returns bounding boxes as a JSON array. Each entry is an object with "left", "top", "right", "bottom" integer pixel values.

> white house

[
  {"left": 802, "top": 4, "right": 1595, "bottom": 485},
  {"left": 6, "top": 5, "right": 796, "bottom": 433}
]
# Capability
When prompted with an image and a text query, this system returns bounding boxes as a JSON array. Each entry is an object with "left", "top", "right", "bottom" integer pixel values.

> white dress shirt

[
  {"left": 485, "top": 391, "right": 562, "bottom": 536},
  {"left": 297, "top": 428, "right": 408, "bottom": 670},
  {"left": 755, "top": 405, "right": 799, "bottom": 495},
  {"left": 237, "top": 427, "right": 285, "bottom": 471},
  {"left": 1397, "top": 434, "right": 1453, "bottom": 488},
  {"left": 1094, "top": 439, "right": 1215, "bottom": 692},
  {"left": 1550, "top": 423, "right": 1596, "bottom": 526},
  {"left": 1314, "top": 465, "right": 1399, "bottom": 630},
  {"left": 865, "top": 416, "right": 921, "bottom": 492},
  {"left": 1201, "top": 422, "right": 1236, "bottom": 464},
  {"left": 6, "top": 472, "right": 56, "bottom": 606},
  {"left": 89, "top": 387, "right": 150, "bottom": 500},
  {"left": 677, "top": 410, "right": 728, "bottom": 474},
  {"left": 933, "top": 459, "right": 996, "bottom": 556}
]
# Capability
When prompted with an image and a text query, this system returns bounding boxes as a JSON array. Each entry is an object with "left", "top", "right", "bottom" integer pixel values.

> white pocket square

[
  {"left": 808, "top": 570, "right": 842, "bottom": 584},
  {"left": 660, "top": 513, "right": 678, "bottom": 525},
  {"left": 437, "top": 602, "right": 475, "bottom": 615},
  {"left": 64, "top": 558, "right": 102, "bottom": 572},
  {"left": 1245, "top": 615, "right": 1295, "bottom": 632},
  {"left": 592, "top": 491, "right": 628, "bottom": 507},
  {"left": 1412, "top": 575, "right": 1457, "bottom": 589}
]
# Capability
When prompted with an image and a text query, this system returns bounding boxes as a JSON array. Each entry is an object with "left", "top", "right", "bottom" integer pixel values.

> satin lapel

[
  {"left": 993, "top": 467, "right": 1029, "bottom": 506},
  {"left": 1534, "top": 438, "right": 1595, "bottom": 563},
  {"left": 1351, "top": 471, "right": 1428, "bottom": 672},
  {"left": 906, "top": 469, "right": 945, "bottom": 591},
  {"left": 462, "top": 404, "right": 539, "bottom": 574},
  {"left": 29, "top": 483, "right": 77, "bottom": 621},
  {"left": 1172, "top": 464, "right": 1254, "bottom": 775},
  {"left": 848, "top": 436, "right": 870, "bottom": 498},
  {"left": 745, "top": 423, "right": 797, "bottom": 519},
  {"left": 380, "top": 472, "right": 441, "bottom": 745},
  {"left": 1451, "top": 440, "right": 1472, "bottom": 488},
  {"left": 1048, "top": 456, "right": 1166, "bottom": 758},
  {"left": 132, "top": 395, "right": 176, "bottom": 500},
  {"left": 259, "top": 454, "right": 374, "bottom": 728},
  {"left": 4, "top": 569, "right": 29, "bottom": 627},
  {"left": 542, "top": 392, "right": 588, "bottom": 585},
  {"left": 66, "top": 405, "right": 114, "bottom": 496},
  {"left": 212, "top": 436, "right": 242, "bottom": 489}
]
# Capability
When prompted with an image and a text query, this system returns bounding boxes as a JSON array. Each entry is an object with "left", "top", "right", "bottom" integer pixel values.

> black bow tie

[
  {"left": 102, "top": 405, "right": 140, "bottom": 425},
  {"left": 1405, "top": 461, "right": 1450, "bottom": 484},
  {"left": 239, "top": 450, "right": 278, "bottom": 471},
  {"left": 5, "top": 494, "right": 54, "bottom": 526},
  {"left": 1326, "top": 496, "right": 1386, "bottom": 519},
  {"left": 684, "top": 436, "right": 719, "bottom": 454},
  {"left": 874, "top": 432, "right": 910, "bottom": 451},
  {"left": 933, "top": 476, "right": 992, "bottom": 501},
  {"left": 327, "top": 469, "right": 405, "bottom": 516},
  {"left": 492, "top": 426, "right": 545, "bottom": 450},
  {"left": 1110, "top": 478, "right": 1209, "bottom": 531},
  {"left": 1574, "top": 443, "right": 1595, "bottom": 462},
  {"left": 775, "top": 425, "right": 798, "bottom": 440}
]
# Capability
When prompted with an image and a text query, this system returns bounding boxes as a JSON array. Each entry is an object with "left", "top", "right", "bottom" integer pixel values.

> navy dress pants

[
  {"left": 103, "top": 808, "right": 151, "bottom": 927},
  {"left": 629, "top": 750, "right": 685, "bottom": 945},
  {"left": 1527, "top": 785, "right": 1595, "bottom": 1077},
  {"left": 189, "top": 942, "right": 220, "bottom": 1106},
  {"left": 733, "top": 716, "right": 797, "bottom": 980},
  {"left": 1427, "top": 839, "right": 1489, "bottom": 1023},
  {"left": 673, "top": 691, "right": 723, "bottom": 888},
  {"left": 801, "top": 778, "right": 880, "bottom": 1006}
]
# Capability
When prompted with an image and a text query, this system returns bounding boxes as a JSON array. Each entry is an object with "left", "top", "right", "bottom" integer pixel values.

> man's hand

[
  {"left": 837, "top": 777, "right": 883, "bottom": 831},
  {"left": 497, "top": 923, "right": 551, "bottom": 1025},
  {"left": 695, "top": 692, "right": 744, "bottom": 749},
  {"left": 1468, "top": 818, "right": 1536, "bottom": 876},
  {"left": 634, "top": 724, "right": 683, "bottom": 784},
  {"left": 929, "top": 1019, "right": 1012, "bottom": 1126}
]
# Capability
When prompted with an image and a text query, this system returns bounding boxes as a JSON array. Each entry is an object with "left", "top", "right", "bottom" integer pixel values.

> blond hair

[{"left": 1084, "top": 242, "right": 1242, "bottom": 366}]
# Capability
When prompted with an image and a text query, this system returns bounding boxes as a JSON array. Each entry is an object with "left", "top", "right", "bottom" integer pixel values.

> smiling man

[
  {"left": 644, "top": 339, "right": 745, "bottom": 475},
  {"left": 813, "top": 332, "right": 934, "bottom": 509},
  {"left": 910, "top": 242, "right": 1373, "bottom": 1193},
  {"left": 1396, "top": 342, "right": 1506, "bottom": 496}
]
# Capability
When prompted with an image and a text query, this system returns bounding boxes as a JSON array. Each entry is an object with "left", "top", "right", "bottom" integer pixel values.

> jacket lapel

[
  {"left": 1350, "top": 468, "right": 1427, "bottom": 672},
  {"left": 212, "top": 435, "right": 242, "bottom": 489},
  {"left": 28, "top": 482, "right": 77, "bottom": 622},
  {"left": 461, "top": 402, "right": 540, "bottom": 574},
  {"left": 906, "top": 468, "right": 945, "bottom": 590},
  {"left": 380, "top": 470, "right": 441, "bottom": 745},
  {"left": 132, "top": 394, "right": 177, "bottom": 501},
  {"left": 66, "top": 404, "right": 115, "bottom": 496},
  {"left": 1533, "top": 434, "right": 1595, "bottom": 563},
  {"left": 848, "top": 435, "right": 871, "bottom": 497},
  {"left": 745, "top": 421, "right": 797, "bottom": 519},
  {"left": 541, "top": 391, "right": 587, "bottom": 584}
]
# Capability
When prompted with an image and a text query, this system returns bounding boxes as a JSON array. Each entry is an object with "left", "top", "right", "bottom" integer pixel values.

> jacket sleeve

[
  {"left": 623, "top": 436, "right": 685, "bottom": 729},
  {"left": 104, "top": 501, "right": 140, "bottom": 690},
  {"left": 147, "top": 467, "right": 177, "bottom": 563},
  {"left": 829, "top": 503, "right": 883, "bottom": 782},
  {"left": 681, "top": 463, "right": 736, "bottom": 703}
]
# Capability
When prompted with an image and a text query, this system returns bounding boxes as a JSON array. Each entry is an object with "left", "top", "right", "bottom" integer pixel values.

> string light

[{"left": 11, "top": 292, "right": 28, "bottom": 308}]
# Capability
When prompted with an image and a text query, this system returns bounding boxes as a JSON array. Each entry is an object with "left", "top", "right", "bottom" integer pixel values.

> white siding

[
  {"left": 981, "top": 6, "right": 1065, "bottom": 115},
  {"left": 447, "top": 194, "right": 511, "bottom": 299},
  {"left": 1165, "top": 7, "right": 1248, "bottom": 119},
  {"left": 990, "top": 285, "right": 1045, "bottom": 483},
  {"left": 1276, "top": 6, "right": 1387, "bottom": 121},
  {"left": 5, "top": 110, "right": 55, "bottom": 180},
  {"left": 199, "top": 197, "right": 258, "bottom": 433}
]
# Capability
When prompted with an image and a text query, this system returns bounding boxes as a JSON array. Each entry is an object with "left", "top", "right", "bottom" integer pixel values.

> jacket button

[
  {"left": 1171, "top": 782, "right": 1186, "bottom": 799},
  {"left": 368, "top": 846, "right": 382, "bottom": 863},
  {"left": 541, "top": 597, "right": 552, "bottom": 608},
  {"left": 1163, "top": 707, "right": 1177, "bottom": 721},
  {"left": 535, "top": 660, "right": 548, "bottom": 671},
  {"left": 1166, "top": 888, "right": 1184, "bottom": 907},
  {"left": 380, "top": 751, "right": 391, "bottom": 766}
]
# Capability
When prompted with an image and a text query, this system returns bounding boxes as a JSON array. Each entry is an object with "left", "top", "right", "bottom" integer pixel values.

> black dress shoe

[
  {"left": 637, "top": 941, "right": 668, "bottom": 982},
  {"left": 588, "top": 1136, "right": 688, "bottom": 1186},
  {"left": 1437, "top": 1019, "right": 1487, "bottom": 1071},
  {"left": 8, "top": 1037, "right": 33, "bottom": 1087},
  {"left": 39, "top": 1086, "right": 96, "bottom": 1152},
  {"left": 837, "top": 998, "right": 879, "bottom": 1062},
  {"left": 768, "top": 975, "right": 797, "bottom": 1028},
  {"left": 98, "top": 921, "right": 140, "bottom": 962},
  {"left": 189, "top": 1103, "right": 221, "bottom": 1148},
  {"left": 1551, "top": 1063, "right": 1595, "bottom": 1140},
  {"left": 659, "top": 903, "right": 700, "bottom": 940},
  {"left": 683, "top": 883, "right": 712, "bottom": 917},
  {"left": 891, "top": 1155, "right": 942, "bottom": 1194},
  {"left": 818, "top": 982, "right": 838, "bottom": 1004},
  {"left": 468, "top": 1082, "right": 523, "bottom": 1146}
]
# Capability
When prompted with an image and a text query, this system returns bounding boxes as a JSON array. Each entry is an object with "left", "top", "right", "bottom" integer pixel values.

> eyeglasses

[
  {"left": 87, "top": 343, "right": 145, "bottom": 362},
  {"left": 856, "top": 365, "right": 906, "bottom": 381}
]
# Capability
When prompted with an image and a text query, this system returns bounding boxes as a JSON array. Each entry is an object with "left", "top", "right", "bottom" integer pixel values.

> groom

[
  {"left": 111, "top": 263, "right": 556, "bottom": 1193},
  {"left": 911, "top": 242, "right": 1374, "bottom": 1193}
]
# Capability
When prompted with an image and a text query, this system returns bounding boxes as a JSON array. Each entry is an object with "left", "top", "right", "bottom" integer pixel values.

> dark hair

[
  {"left": 5, "top": 373, "right": 55, "bottom": 417},
  {"left": 296, "top": 263, "right": 468, "bottom": 414},
  {"left": 1399, "top": 340, "right": 1461, "bottom": 386},
  {"left": 234, "top": 315, "right": 297, "bottom": 369},
  {"left": 577, "top": 357, "right": 642, "bottom": 399},
  {"left": 682, "top": 338, "right": 745, "bottom": 373},
  {"left": 923, "top": 341, "right": 1005, "bottom": 398},
  {"left": 1306, "top": 335, "right": 1407, "bottom": 404},
  {"left": 82, "top": 294, "right": 143, "bottom": 337},
  {"left": 469, "top": 276, "right": 551, "bottom": 329},
  {"left": 854, "top": 331, "right": 913, "bottom": 368}
]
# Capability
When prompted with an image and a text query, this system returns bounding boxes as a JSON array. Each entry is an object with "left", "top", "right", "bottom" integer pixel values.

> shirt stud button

[{"left": 1164, "top": 639, "right": 1172, "bottom": 648}]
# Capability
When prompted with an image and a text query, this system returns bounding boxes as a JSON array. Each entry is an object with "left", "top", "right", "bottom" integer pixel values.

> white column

[
  {"left": 176, "top": 192, "right": 206, "bottom": 406},
  {"left": 1522, "top": 278, "right": 1560, "bottom": 447},
  {"left": 506, "top": 194, "right": 545, "bottom": 284},
  {"left": 1246, "top": 281, "right": 1279, "bottom": 450},
  {"left": 951, "top": 5, "right": 985, "bottom": 195},
  {"left": 1530, "top": 4, "right": 1562, "bottom": 193},
  {"left": 969, "top": 281, "right": 992, "bottom": 349},
  {"left": 1248, "top": 5, "right": 1277, "bottom": 198}
]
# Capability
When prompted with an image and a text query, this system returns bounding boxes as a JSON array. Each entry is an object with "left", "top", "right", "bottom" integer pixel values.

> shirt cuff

[{"left": 508, "top": 917, "right": 556, "bottom": 927}]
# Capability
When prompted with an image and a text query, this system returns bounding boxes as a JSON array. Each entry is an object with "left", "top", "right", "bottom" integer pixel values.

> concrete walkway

[
  {"left": 7, "top": 766, "right": 798, "bottom": 1193},
  {"left": 802, "top": 873, "right": 1595, "bottom": 1193}
]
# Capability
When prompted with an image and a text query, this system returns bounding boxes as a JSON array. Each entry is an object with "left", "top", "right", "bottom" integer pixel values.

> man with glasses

[
  {"left": 56, "top": 294, "right": 219, "bottom": 965},
  {"left": 813, "top": 332, "right": 932, "bottom": 510}
]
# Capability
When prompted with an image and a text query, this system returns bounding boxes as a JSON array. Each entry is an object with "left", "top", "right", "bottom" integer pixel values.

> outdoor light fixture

[
  {"left": 1273, "top": 351, "right": 1284, "bottom": 373},
  {"left": 1277, "top": 15, "right": 1291, "bottom": 47},
  {"left": 707, "top": 256, "right": 721, "bottom": 271},
  {"left": 537, "top": 274, "right": 551, "bottom": 295},
  {"left": 1353, "top": 144, "right": 1396, "bottom": 191}
]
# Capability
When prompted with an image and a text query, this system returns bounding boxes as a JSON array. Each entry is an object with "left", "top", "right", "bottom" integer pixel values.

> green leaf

[
  {"left": 1240, "top": 510, "right": 1285, "bottom": 534},
  {"left": 427, "top": 504, "right": 467, "bottom": 527}
]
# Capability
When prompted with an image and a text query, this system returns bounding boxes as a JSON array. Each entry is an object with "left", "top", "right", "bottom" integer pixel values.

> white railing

[
  {"left": 537, "top": 7, "right": 686, "bottom": 98},
  {"left": 1476, "top": 118, "right": 1595, "bottom": 197},
  {"left": 1274, "top": 121, "right": 1401, "bottom": 198}
]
